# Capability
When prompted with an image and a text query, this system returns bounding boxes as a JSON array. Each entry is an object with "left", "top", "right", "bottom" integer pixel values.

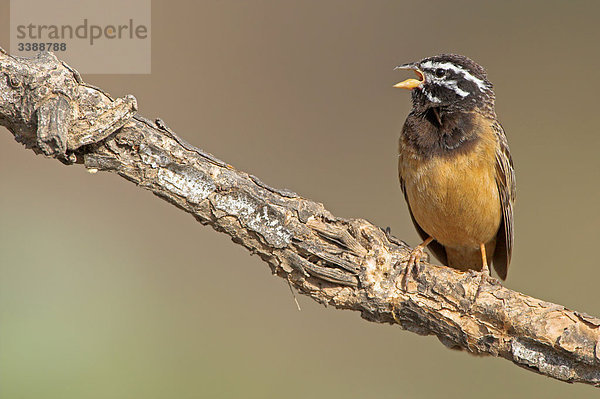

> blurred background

[{"left": 1, "top": 1, "right": 599, "bottom": 398}]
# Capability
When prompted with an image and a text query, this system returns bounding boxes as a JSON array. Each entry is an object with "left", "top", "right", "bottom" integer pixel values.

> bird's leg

[
  {"left": 401, "top": 236, "right": 434, "bottom": 290},
  {"left": 474, "top": 243, "right": 491, "bottom": 300},
  {"left": 480, "top": 242, "right": 490, "bottom": 276}
]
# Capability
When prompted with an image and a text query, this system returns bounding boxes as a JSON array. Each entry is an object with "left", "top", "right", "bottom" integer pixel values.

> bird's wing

[
  {"left": 399, "top": 177, "right": 449, "bottom": 265},
  {"left": 492, "top": 122, "right": 516, "bottom": 280}
]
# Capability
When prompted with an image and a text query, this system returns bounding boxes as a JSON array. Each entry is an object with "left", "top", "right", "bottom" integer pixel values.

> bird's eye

[{"left": 435, "top": 68, "right": 446, "bottom": 78}]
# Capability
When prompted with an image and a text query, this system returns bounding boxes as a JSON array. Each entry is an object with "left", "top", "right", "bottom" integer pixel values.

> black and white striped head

[{"left": 394, "top": 54, "right": 494, "bottom": 113}]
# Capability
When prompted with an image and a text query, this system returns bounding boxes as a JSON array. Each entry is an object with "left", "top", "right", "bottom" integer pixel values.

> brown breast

[{"left": 399, "top": 111, "right": 502, "bottom": 249}]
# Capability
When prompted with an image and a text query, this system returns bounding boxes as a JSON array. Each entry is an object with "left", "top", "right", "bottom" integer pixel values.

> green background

[{"left": 1, "top": 1, "right": 599, "bottom": 398}]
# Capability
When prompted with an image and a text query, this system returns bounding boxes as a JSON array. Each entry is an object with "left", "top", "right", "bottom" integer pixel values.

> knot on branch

[{"left": 0, "top": 51, "right": 137, "bottom": 162}]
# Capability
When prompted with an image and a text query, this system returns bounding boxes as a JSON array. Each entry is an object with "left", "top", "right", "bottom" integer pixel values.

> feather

[{"left": 491, "top": 121, "right": 516, "bottom": 280}]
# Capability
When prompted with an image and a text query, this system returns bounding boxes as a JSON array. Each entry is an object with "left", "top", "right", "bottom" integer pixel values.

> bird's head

[{"left": 394, "top": 54, "right": 495, "bottom": 114}]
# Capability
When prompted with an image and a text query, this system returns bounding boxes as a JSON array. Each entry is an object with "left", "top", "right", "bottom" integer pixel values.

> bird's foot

[
  {"left": 474, "top": 263, "right": 494, "bottom": 301},
  {"left": 400, "top": 245, "right": 428, "bottom": 291},
  {"left": 382, "top": 226, "right": 406, "bottom": 247},
  {"left": 473, "top": 243, "right": 496, "bottom": 301}
]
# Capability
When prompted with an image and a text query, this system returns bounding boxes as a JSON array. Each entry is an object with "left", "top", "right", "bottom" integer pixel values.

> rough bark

[{"left": 1, "top": 49, "right": 599, "bottom": 387}]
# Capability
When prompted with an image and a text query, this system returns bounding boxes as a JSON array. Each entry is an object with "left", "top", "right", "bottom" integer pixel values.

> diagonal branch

[{"left": 1, "top": 48, "right": 599, "bottom": 387}]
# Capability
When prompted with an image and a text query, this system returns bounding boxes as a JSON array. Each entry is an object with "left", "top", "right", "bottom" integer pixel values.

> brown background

[{"left": 1, "top": 1, "right": 599, "bottom": 398}]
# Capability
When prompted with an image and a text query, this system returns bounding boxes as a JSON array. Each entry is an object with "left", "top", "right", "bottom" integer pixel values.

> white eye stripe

[{"left": 420, "top": 60, "right": 489, "bottom": 92}]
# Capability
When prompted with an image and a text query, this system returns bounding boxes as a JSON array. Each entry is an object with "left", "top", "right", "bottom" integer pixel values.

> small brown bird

[{"left": 394, "top": 54, "right": 515, "bottom": 282}]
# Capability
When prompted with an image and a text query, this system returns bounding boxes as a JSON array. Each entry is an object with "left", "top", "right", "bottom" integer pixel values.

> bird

[{"left": 394, "top": 54, "right": 515, "bottom": 285}]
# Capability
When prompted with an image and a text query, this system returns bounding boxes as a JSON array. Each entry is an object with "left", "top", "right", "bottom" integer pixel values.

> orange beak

[{"left": 393, "top": 65, "right": 425, "bottom": 90}]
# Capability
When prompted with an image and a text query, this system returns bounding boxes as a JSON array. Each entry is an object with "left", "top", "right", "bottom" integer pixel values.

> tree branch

[{"left": 1, "top": 49, "right": 599, "bottom": 387}]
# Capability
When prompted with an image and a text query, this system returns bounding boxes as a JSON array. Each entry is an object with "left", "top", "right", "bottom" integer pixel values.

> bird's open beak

[{"left": 393, "top": 63, "right": 425, "bottom": 90}]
